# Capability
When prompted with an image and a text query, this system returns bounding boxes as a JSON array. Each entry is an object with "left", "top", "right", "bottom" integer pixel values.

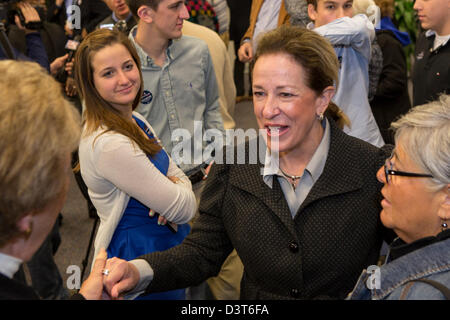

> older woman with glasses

[{"left": 349, "top": 94, "right": 450, "bottom": 300}]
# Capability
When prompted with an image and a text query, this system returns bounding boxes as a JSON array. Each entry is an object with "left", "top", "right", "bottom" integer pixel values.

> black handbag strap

[{"left": 407, "top": 278, "right": 450, "bottom": 300}]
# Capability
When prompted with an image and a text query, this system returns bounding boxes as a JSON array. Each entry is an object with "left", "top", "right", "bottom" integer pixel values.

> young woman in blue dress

[{"left": 75, "top": 29, "right": 196, "bottom": 300}]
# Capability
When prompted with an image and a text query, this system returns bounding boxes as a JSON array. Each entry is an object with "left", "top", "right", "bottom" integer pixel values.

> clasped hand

[
  {"left": 80, "top": 249, "right": 139, "bottom": 300},
  {"left": 81, "top": 174, "right": 181, "bottom": 299}
]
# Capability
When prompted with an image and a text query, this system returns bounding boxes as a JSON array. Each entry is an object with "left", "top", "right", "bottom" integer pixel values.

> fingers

[
  {"left": 64, "top": 21, "right": 74, "bottom": 36},
  {"left": 65, "top": 62, "right": 74, "bottom": 73},
  {"left": 50, "top": 54, "right": 69, "bottom": 75},
  {"left": 111, "top": 275, "right": 136, "bottom": 299},
  {"left": 54, "top": 54, "right": 69, "bottom": 68},
  {"left": 203, "top": 162, "right": 213, "bottom": 180},
  {"left": 65, "top": 77, "right": 77, "bottom": 96},
  {"left": 18, "top": 2, "right": 40, "bottom": 23},
  {"left": 167, "top": 175, "right": 180, "bottom": 183},
  {"left": 238, "top": 42, "right": 253, "bottom": 63},
  {"left": 157, "top": 215, "right": 167, "bottom": 226},
  {"left": 103, "top": 257, "right": 129, "bottom": 293},
  {"left": 205, "top": 162, "right": 213, "bottom": 175},
  {"left": 148, "top": 210, "right": 168, "bottom": 226},
  {"left": 237, "top": 48, "right": 246, "bottom": 62},
  {"left": 59, "top": 53, "right": 69, "bottom": 63},
  {"left": 92, "top": 248, "right": 107, "bottom": 276},
  {"left": 78, "top": 248, "right": 108, "bottom": 300},
  {"left": 14, "top": 15, "right": 24, "bottom": 30},
  {"left": 103, "top": 258, "right": 138, "bottom": 299},
  {"left": 245, "top": 47, "right": 253, "bottom": 61}
]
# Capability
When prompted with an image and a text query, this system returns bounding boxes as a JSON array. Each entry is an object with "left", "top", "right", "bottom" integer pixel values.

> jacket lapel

[
  {"left": 227, "top": 121, "right": 367, "bottom": 235},
  {"left": 228, "top": 162, "right": 296, "bottom": 235},
  {"left": 298, "top": 121, "right": 365, "bottom": 212}
]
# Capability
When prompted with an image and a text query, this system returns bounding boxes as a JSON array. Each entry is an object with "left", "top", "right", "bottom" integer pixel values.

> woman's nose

[
  {"left": 117, "top": 71, "right": 129, "bottom": 84},
  {"left": 261, "top": 96, "right": 280, "bottom": 119},
  {"left": 376, "top": 165, "right": 386, "bottom": 184}
]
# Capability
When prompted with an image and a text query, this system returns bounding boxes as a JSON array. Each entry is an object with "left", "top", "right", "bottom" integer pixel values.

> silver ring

[{"left": 102, "top": 268, "right": 110, "bottom": 276}]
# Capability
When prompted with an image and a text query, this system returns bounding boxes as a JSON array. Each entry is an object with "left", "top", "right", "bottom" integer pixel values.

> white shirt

[
  {"left": 0, "top": 252, "right": 22, "bottom": 279},
  {"left": 78, "top": 112, "right": 197, "bottom": 264},
  {"left": 263, "top": 119, "right": 330, "bottom": 217},
  {"left": 432, "top": 32, "right": 450, "bottom": 51},
  {"left": 311, "top": 15, "right": 385, "bottom": 147},
  {"left": 253, "top": 0, "right": 282, "bottom": 51}
]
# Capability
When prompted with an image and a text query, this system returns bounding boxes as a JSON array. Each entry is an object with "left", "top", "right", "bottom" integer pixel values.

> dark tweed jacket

[
  {"left": 0, "top": 273, "right": 40, "bottom": 300},
  {"left": 142, "top": 119, "right": 394, "bottom": 299}
]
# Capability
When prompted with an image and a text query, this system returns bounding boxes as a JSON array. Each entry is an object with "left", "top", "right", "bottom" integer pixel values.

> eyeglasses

[{"left": 384, "top": 157, "right": 433, "bottom": 184}]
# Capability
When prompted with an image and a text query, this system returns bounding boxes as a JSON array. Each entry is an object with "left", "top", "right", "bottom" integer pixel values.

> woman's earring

[
  {"left": 317, "top": 113, "right": 324, "bottom": 121},
  {"left": 24, "top": 221, "right": 33, "bottom": 238},
  {"left": 442, "top": 221, "right": 448, "bottom": 232},
  {"left": 24, "top": 227, "right": 32, "bottom": 238}
]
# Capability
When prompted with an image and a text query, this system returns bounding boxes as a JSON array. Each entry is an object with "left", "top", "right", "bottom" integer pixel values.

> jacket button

[
  {"left": 289, "top": 241, "right": 299, "bottom": 253},
  {"left": 291, "top": 288, "right": 301, "bottom": 298}
]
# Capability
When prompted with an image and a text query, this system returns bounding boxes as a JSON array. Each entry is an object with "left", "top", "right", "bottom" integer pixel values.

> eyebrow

[
  {"left": 252, "top": 84, "right": 297, "bottom": 90},
  {"left": 168, "top": 0, "right": 183, "bottom": 8},
  {"left": 97, "top": 59, "right": 134, "bottom": 72},
  {"left": 392, "top": 150, "right": 404, "bottom": 167},
  {"left": 122, "top": 59, "right": 134, "bottom": 65},
  {"left": 323, "top": 0, "right": 353, "bottom": 4}
]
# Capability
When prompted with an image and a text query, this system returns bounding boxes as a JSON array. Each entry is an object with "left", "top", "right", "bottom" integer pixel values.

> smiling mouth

[
  {"left": 117, "top": 85, "right": 134, "bottom": 93},
  {"left": 265, "top": 125, "right": 288, "bottom": 137}
]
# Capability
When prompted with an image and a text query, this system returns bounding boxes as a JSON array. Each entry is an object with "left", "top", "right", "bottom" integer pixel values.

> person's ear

[
  {"left": 137, "top": 5, "right": 154, "bottom": 23},
  {"left": 316, "top": 85, "right": 335, "bottom": 115},
  {"left": 437, "top": 184, "right": 450, "bottom": 221},
  {"left": 16, "top": 214, "right": 34, "bottom": 239},
  {"left": 308, "top": 3, "right": 318, "bottom": 21}
]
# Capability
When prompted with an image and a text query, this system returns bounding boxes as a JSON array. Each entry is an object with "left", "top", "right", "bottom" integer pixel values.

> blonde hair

[
  {"left": 0, "top": 60, "right": 81, "bottom": 247},
  {"left": 392, "top": 94, "right": 450, "bottom": 191},
  {"left": 353, "top": 0, "right": 380, "bottom": 27},
  {"left": 353, "top": 0, "right": 376, "bottom": 15}
]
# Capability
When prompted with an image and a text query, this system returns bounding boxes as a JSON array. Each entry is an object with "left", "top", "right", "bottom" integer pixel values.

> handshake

[{"left": 80, "top": 248, "right": 141, "bottom": 300}]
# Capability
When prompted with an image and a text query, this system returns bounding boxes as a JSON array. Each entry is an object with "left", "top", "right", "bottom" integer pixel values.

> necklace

[{"left": 279, "top": 167, "right": 302, "bottom": 189}]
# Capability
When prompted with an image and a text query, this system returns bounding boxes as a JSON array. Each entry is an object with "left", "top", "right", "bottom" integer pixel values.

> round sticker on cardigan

[{"left": 141, "top": 90, "right": 153, "bottom": 104}]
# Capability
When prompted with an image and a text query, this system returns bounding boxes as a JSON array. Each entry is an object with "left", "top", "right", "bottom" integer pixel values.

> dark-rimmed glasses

[{"left": 384, "top": 156, "right": 433, "bottom": 184}]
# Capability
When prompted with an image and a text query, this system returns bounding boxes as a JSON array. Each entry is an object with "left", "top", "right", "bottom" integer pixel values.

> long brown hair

[{"left": 74, "top": 28, "right": 161, "bottom": 157}]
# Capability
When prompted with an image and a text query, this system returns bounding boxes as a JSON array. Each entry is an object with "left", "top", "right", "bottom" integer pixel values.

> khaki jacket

[{"left": 241, "top": 0, "right": 290, "bottom": 44}]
